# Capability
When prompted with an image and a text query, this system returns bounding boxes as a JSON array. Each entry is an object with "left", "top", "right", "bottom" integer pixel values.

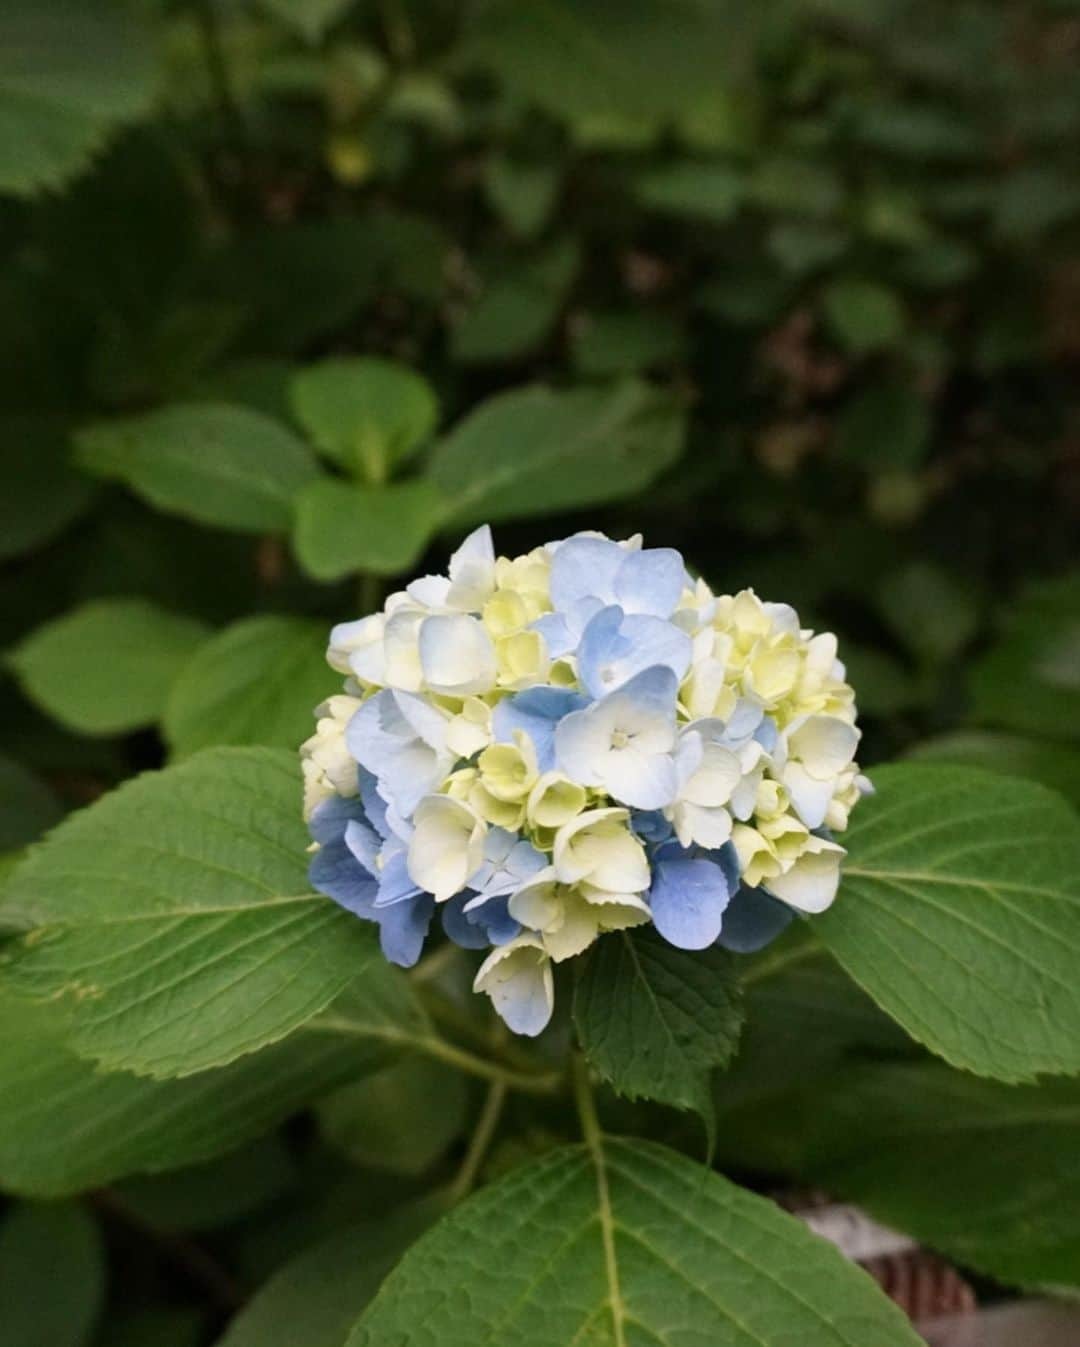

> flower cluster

[{"left": 302, "top": 527, "right": 870, "bottom": 1036}]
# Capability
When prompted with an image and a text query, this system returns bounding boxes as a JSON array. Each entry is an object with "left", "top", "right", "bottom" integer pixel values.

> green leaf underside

[
  {"left": 293, "top": 477, "right": 444, "bottom": 580},
  {"left": 290, "top": 356, "right": 438, "bottom": 478},
  {"left": 348, "top": 1138, "right": 922, "bottom": 1347},
  {"left": 164, "top": 616, "right": 337, "bottom": 756},
  {"left": 8, "top": 599, "right": 210, "bottom": 736},
  {"left": 75, "top": 404, "right": 319, "bottom": 533},
  {"left": 0, "top": 987, "right": 397, "bottom": 1197},
  {"left": 0, "top": 747, "right": 373, "bottom": 1078},
  {"left": 0, "top": 1200, "right": 105, "bottom": 1347},
  {"left": 797, "top": 1062, "right": 1080, "bottom": 1292},
  {"left": 817, "top": 763, "right": 1080, "bottom": 1081},
  {"left": 574, "top": 928, "right": 742, "bottom": 1125},
  {"left": 430, "top": 380, "right": 685, "bottom": 525}
]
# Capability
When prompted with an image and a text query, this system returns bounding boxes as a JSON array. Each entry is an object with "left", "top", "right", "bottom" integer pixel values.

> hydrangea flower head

[{"left": 302, "top": 526, "right": 870, "bottom": 1035}]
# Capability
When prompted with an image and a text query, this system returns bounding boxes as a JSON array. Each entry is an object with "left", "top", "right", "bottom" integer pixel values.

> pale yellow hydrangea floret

[
  {"left": 508, "top": 867, "right": 650, "bottom": 961},
  {"left": 445, "top": 696, "right": 494, "bottom": 759},
  {"left": 301, "top": 694, "right": 363, "bottom": 817},
  {"left": 407, "top": 795, "right": 486, "bottom": 903},
  {"left": 477, "top": 733, "right": 538, "bottom": 803},
  {"left": 527, "top": 771, "right": 587, "bottom": 830},
  {"left": 495, "top": 630, "right": 550, "bottom": 690},
  {"left": 552, "top": 807, "right": 650, "bottom": 895}
]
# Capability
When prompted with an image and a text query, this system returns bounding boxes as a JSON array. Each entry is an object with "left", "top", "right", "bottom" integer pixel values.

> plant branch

[{"left": 449, "top": 1079, "right": 506, "bottom": 1202}]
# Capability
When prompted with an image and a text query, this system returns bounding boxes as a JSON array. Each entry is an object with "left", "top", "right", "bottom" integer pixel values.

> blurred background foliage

[
  {"left": 2, "top": 1, "right": 1079, "bottom": 1340},
  {"left": 2, "top": 0, "right": 1078, "bottom": 831}
]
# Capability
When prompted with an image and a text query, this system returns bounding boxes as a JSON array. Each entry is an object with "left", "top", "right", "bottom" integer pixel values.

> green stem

[
  {"left": 359, "top": 572, "right": 384, "bottom": 615},
  {"left": 449, "top": 1079, "right": 506, "bottom": 1201},
  {"left": 571, "top": 1054, "right": 627, "bottom": 1347}
]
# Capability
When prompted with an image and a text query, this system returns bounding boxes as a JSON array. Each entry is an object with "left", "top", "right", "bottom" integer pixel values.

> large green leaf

[
  {"left": 0, "top": 747, "right": 374, "bottom": 1078},
  {"left": 293, "top": 478, "right": 445, "bottom": 581},
  {"left": 0, "top": 2, "right": 155, "bottom": 197},
  {"left": 347, "top": 1138, "right": 922, "bottom": 1346},
  {"left": 0, "top": 1200, "right": 104, "bottom": 1347},
  {"left": 217, "top": 1199, "right": 446, "bottom": 1347},
  {"left": 0, "top": 986, "right": 398, "bottom": 1197},
  {"left": 75, "top": 404, "right": 320, "bottom": 534},
  {"left": 8, "top": 598, "right": 211, "bottom": 736},
  {"left": 795, "top": 1062, "right": 1080, "bottom": 1292},
  {"left": 906, "top": 731, "right": 1080, "bottom": 811},
  {"left": 574, "top": 927, "right": 742, "bottom": 1124},
  {"left": 290, "top": 358, "right": 438, "bottom": 481},
  {"left": 429, "top": 380, "right": 686, "bottom": 525},
  {"left": 817, "top": 764, "right": 1080, "bottom": 1081},
  {"left": 164, "top": 617, "right": 336, "bottom": 757}
]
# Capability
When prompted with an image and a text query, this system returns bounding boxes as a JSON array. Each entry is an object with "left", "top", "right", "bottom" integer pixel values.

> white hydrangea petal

[
  {"left": 407, "top": 795, "right": 487, "bottom": 902},
  {"left": 473, "top": 935, "right": 554, "bottom": 1036},
  {"left": 788, "top": 714, "right": 860, "bottom": 779},
  {"left": 766, "top": 837, "right": 845, "bottom": 913},
  {"left": 418, "top": 614, "right": 497, "bottom": 695}
]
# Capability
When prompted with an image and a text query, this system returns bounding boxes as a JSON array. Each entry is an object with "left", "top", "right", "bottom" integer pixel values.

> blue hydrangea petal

[
  {"left": 309, "top": 840, "right": 378, "bottom": 918},
  {"left": 649, "top": 852, "right": 735, "bottom": 950},
  {"left": 493, "top": 686, "right": 589, "bottom": 771},
  {"left": 549, "top": 536, "right": 625, "bottom": 610},
  {"left": 308, "top": 794, "right": 367, "bottom": 846},
  {"left": 716, "top": 884, "right": 794, "bottom": 953},
  {"left": 372, "top": 844, "right": 423, "bottom": 908},
  {"left": 343, "top": 817, "right": 382, "bottom": 874},
  {"left": 378, "top": 894, "right": 435, "bottom": 967},
  {"left": 577, "top": 606, "right": 692, "bottom": 701},
  {"left": 613, "top": 548, "right": 686, "bottom": 618},
  {"left": 442, "top": 894, "right": 491, "bottom": 949}
]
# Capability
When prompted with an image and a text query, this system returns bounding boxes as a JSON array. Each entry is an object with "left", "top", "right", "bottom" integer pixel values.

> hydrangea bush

[{"left": 304, "top": 526, "right": 870, "bottom": 1035}]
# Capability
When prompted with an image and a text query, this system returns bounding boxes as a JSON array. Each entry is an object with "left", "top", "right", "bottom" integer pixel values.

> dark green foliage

[{"left": 1, "top": 0, "right": 1078, "bottom": 1341}]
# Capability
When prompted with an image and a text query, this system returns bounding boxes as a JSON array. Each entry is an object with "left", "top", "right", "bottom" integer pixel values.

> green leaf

[
  {"left": 906, "top": 731, "right": 1080, "bottom": 811},
  {"left": 430, "top": 380, "right": 686, "bottom": 525},
  {"left": 822, "top": 279, "right": 905, "bottom": 353},
  {"left": 0, "top": 747, "right": 374, "bottom": 1078},
  {"left": 164, "top": 617, "right": 336, "bottom": 758},
  {"left": 749, "top": 155, "right": 843, "bottom": 218},
  {"left": 115, "top": 1136, "right": 296, "bottom": 1232},
  {"left": 259, "top": 0, "right": 353, "bottom": 43},
  {"left": 485, "top": 157, "right": 560, "bottom": 237},
  {"left": 8, "top": 599, "right": 211, "bottom": 736},
  {"left": 217, "top": 1199, "right": 446, "bottom": 1347},
  {"left": 712, "top": 930, "right": 916, "bottom": 1173},
  {"left": 348, "top": 1138, "right": 923, "bottom": 1346},
  {"left": 293, "top": 478, "right": 445, "bottom": 581},
  {"left": 570, "top": 310, "right": 685, "bottom": 377},
  {"left": 970, "top": 572, "right": 1080, "bottom": 740},
  {"left": 817, "top": 764, "right": 1080, "bottom": 1081},
  {"left": 0, "top": 753, "right": 63, "bottom": 849},
  {"left": 0, "top": 986, "right": 397, "bottom": 1197},
  {"left": 75, "top": 404, "right": 320, "bottom": 534},
  {"left": 574, "top": 927, "right": 742, "bottom": 1125},
  {"left": 0, "top": 1, "right": 155, "bottom": 197},
  {"left": 794, "top": 1061, "right": 1080, "bottom": 1292},
  {"left": 835, "top": 381, "right": 931, "bottom": 471},
  {"left": 878, "top": 561, "right": 978, "bottom": 665},
  {"left": 451, "top": 242, "right": 578, "bottom": 364},
  {"left": 0, "top": 1201, "right": 104, "bottom": 1347},
  {"left": 0, "top": 418, "right": 96, "bottom": 560},
  {"left": 290, "top": 358, "right": 438, "bottom": 482},
  {"left": 457, "top": 0, "right": 742, "bottom": 131},
  {"left": 635, "top": 161, "right": 743, "bottom": 222},
  {"left": 318, "top": 1054, "right": 468, "bottom": 1175}
]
